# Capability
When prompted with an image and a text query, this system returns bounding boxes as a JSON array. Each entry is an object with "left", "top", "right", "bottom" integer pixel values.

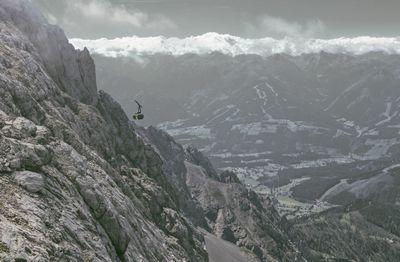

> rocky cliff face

[
  {"left": 0, "top": 1, "right": 207, "bottom": 261},
  {"left": 1, "top": 0, "right": 97, "bottom": 105},
  {"left": 0, "top": 1, "right": 300, "bottom": 261},
  {"left": 184, "top": 150, "right": 299, "bottom": 262},
  {"left": 142, "top": 130, "right": 302, "bottom": 261}
]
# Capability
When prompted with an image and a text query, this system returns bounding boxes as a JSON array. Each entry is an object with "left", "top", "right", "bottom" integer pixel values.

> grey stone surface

[
  {"left": 143, "top": 127, "right": 302, "bottom": 261},
  {"left": 13, "top": 171, "right": 45, "bottom": 193},
  {"left": 0, "top": 1, "right": 208, "bottom": 261}
]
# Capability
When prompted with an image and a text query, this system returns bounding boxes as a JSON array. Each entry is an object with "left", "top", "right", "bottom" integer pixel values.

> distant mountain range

[
  {"left": 91, "top": 50, "right": 400, "bottom": 260},
  {"left": 94, "top": 51, "right": 400, "bottom": 214}
]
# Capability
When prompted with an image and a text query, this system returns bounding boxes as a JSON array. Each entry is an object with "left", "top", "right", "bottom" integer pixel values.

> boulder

[{"left": 13, "top": 171, "right": 45, "bottom": 193}]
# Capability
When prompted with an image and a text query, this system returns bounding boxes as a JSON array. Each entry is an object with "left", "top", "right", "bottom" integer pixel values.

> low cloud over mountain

[{"left": 71, "top": 33, "right": 400, "bottom": 57}]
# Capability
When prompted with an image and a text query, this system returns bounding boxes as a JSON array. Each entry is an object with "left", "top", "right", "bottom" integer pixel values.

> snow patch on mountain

[
  {"left": 70, "top": 33, "right": 400, "bottom": 57},
  {"left": 164, "top": 125, "right": 213, "bottom": 139}
]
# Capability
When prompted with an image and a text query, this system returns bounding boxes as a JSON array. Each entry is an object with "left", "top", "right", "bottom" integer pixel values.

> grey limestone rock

[
  {"left": 13, "top": 171, "right": 45, "bottom": 193},
  {"left": 0, "top": 1, "right": 208, "bottom": 261}
]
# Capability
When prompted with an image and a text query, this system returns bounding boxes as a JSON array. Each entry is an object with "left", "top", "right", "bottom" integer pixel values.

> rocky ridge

[
  {"left": 142, "top": 129, "right": 301, "bottom": 261},
  {"left": 0, "top": 1, "right": 206, "bottom": 260},
  {"left": 0, "top": 1, "right": 299, "bottom": 261}
]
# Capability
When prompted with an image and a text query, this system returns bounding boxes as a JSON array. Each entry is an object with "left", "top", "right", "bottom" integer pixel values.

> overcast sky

[{"left": 32, "top": 0, "right": 400, "bottom": 39}]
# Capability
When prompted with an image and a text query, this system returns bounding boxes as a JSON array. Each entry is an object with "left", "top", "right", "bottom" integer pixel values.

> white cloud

[
  {"left": 261, "top": 16, "right": 326, "bottom": 38},
  {"left": 44, "top": 12, "right": 58, "bottom": 25},
  {"left": 70, "top": 33, "right": 400, "bottom": 57},
  {"left": 72, "top": 0, "right": 176, "bottom": 29},
  {"left": 246, "top": 15, "right": 326, "bottom": 38}
]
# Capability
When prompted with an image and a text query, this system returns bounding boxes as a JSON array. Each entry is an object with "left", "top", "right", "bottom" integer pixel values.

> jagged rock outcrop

[
  {"left": 140, "top": 126, "right": 209, "bottom": 229},
  {"left": 185, "top": 146, "right": 219, "bottom": 181},
  {"left": 142, "top": 128, "right": 303, "bottom": 261},
  {"left": 0, "top": 0, "right": 97, "bottom": 105},
  {"left": 0, "top": 1, "right": 207, "bottom": 261},
  {"left": 184, "top": 150, "right": 300, "bottom": 262}
]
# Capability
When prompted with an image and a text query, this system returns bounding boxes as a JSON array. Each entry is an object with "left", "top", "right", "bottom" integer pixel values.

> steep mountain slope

[
  {"left": 290, "top": 209, "right": 400, "bottom": 261},
  {"left": 0, "top": 1, "right": 305, "bottom": 261},
  {"left": 142, "top": 129, "right": 301, "bottom": 261},
  {"left": 0, "top": 1, "right": 208, "bottom": 261}
]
